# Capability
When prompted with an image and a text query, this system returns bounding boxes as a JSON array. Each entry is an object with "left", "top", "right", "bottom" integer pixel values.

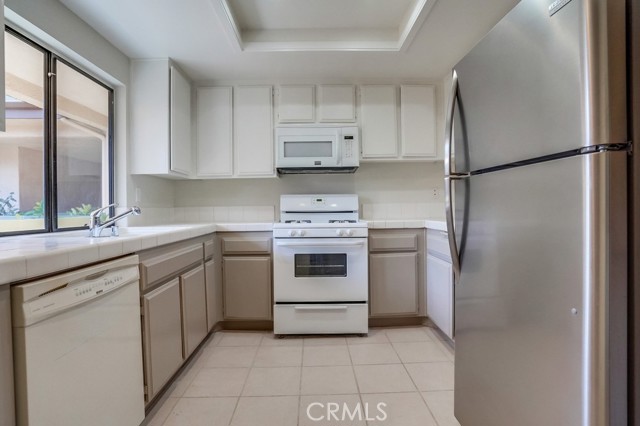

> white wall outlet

[{"left": 432, "top": 188, "right": 440, "bottom": 199}]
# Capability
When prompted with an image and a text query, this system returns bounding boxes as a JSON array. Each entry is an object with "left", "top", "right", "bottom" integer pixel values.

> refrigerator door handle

[
  {"left": 445, "top": 176, "right": 462, "bottom": 280},
  {"left": 444, "top": 70, "right": 465, "bottom": 280}
]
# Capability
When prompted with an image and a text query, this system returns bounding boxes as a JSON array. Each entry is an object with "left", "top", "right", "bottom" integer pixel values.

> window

[{"left": 0, "top": 28, "right": 113, "bottom": 235}]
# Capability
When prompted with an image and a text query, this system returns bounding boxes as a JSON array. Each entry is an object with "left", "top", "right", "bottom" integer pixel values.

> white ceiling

[{"left": 58, "top": 0, "right": 519, "bottom": 83}]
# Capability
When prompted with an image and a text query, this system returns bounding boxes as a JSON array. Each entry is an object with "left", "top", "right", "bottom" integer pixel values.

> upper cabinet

[
  {"left": 196, "top": 86, "right": 274, "bottom": 178},
  {"left": 234, "top": 86, "right": 275, "bottom": 177},
  {"left": 360, "top": 85, "right": 398, "bottom": 158},
  {"left": 360, "top": 84, "right": 439, "bottom": 161},
  {"left": 318, "top": 85, "right": 356, "bottom": 122},
  {"left": 277, "top": 85, "right": 314, "bottom": 123},
  {"left": 400, "top": 85, "right": 437, "bottom": 158},
  {"left": 196, "top": 87, "right": 233, "bottom": 178},
  {"left": 130, "top": 59, "right": 193, "bottom": 178}
]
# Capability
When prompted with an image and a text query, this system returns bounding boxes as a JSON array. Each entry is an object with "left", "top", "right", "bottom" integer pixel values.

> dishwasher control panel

[{"left": 12, "top": 262, "right": 140, "bottom": 327}]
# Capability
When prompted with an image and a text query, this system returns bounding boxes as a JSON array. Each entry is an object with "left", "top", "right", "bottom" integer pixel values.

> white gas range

[{"left": 273, "top": 194, "right": 368, "bottom": 336}]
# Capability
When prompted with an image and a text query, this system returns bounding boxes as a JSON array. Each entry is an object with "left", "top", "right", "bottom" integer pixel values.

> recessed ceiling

[
  {"left": 213, "top": 0, "right": 436, "bottom": 51},
  {"left": 55, "top": 0, "right": 520, "bottom": 82}
]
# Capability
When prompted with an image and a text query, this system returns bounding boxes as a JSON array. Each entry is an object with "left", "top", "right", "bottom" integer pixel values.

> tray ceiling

[{"left": 213, "top": 0, "right": 435, "bottom": 51}]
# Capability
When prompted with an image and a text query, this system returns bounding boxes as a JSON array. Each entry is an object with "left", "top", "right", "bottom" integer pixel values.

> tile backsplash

[
  {"left": 361, "top": 203, "right": 444, "bottom": 220},
  {"left": 125, "top": 203, "right": 443, "bottom": 226}
]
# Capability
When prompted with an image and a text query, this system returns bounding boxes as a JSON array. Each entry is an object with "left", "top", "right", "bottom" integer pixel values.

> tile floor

[{"left": 141, "top": 326, "right": 460, "bottom": 426}]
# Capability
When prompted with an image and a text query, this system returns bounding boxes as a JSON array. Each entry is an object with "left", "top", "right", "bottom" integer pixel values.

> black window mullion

[{"left": 46, "top": 56, "right": 57, "bottom": 232}]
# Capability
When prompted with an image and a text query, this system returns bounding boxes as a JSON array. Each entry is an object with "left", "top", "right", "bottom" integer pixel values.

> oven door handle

[
  {"left": 293, "top": 305, "right": 348, "bottom": 311},
  {"left": 275, "top": 241, "right": 366, "bottom": 248}
]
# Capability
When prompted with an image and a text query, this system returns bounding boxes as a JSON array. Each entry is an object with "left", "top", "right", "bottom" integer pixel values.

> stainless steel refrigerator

[{"left": 444, "top": 0, "right": 637, "bottom": 424}]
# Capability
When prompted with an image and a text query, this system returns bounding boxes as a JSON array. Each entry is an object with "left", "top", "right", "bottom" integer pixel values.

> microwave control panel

[{"left": 342, "top": 135, "right": 355, "bottom": 159}]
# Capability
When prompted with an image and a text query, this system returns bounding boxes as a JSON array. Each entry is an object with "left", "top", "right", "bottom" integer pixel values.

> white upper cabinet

[
  {"left": 196, "top": 87, "right": 233, "bottom": 177},
  {"left": 401, "top": 85, "right": 437, "bottom": 158},
  {"left": 278, "top": 85, "right": 314, "bottom": 123},
  {"left": 360, "top": 85, "right": 398, "bottom": 158},
  {"left": 170, "top": 66, "right": 192, "bottom": 175},
  {"left": 131, "top": 59, "right": 193, "bottom": 178},
  {"left": 234, "top": 86, "right": 274, "bottom": 177},
  {"left": 318, "top": 85, "right": 356, "bottom": 122}
]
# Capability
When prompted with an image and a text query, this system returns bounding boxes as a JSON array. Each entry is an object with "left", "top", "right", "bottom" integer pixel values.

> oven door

[{"left": 273, "top": 238, "right": 368, "bottom": 302}]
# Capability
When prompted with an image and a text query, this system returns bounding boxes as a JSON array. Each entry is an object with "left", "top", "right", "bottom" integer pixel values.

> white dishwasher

[{"left": 11, "top": 255, "right": 145, "bottom": 426}]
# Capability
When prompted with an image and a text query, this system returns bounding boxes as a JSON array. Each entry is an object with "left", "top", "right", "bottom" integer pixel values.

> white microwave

[{"left": 275, "top": 126, "right": 360, "bottom": 174}]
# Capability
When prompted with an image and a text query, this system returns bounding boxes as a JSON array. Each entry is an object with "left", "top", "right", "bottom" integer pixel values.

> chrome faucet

[{"left": 88, "top": 203, "right": 142, "bottom": 237}]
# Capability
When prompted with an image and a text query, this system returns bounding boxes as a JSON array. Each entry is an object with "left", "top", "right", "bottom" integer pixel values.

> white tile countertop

[
  {"left": 0, "top": 220, "right": 445, "bottom": 287},
  {"left": 0, "top": 224, "right": 216, "bottom": 286}
]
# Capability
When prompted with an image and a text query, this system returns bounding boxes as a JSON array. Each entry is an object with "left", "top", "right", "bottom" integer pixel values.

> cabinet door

[
  {"left": 180, "top": 265, "right": 208, "bottom": 357},
  {"left": 426, "top": 254, "right": 454, "bottom": 339},
  {"left": 278, "top": 85, "right": 314, "bottom": 122},
  {"left": 0, "top": 287, "right": 14, "bottom": 426},
  {"left": 318, "top": 85, "right": 355, "bottom": 122},
  {"left": 401, "top": 85, "right": 437, "bottom": 158},
  {"left": 205, "top": 259, "right": 221, "bottom": 331},
  {"left": 196, "top": 87, "right": 233, "bottom": 177},
  {"left": 369, "top": 252, "right": 419, "bottom": 316},
  {"left": 234, "top": 86, "right": 274, "bottom": 176},
  {"left": 170, "top": 65, "right": 192, "bottom": 176},
  {"left": 223, "top": 256, "right": 272, "bottom": 320},
  {"left": 142, "top": 278, "right": 183, "bottom": 401},
  {"left": 360, "top": 85, "right": 398, "bottom": 158}
]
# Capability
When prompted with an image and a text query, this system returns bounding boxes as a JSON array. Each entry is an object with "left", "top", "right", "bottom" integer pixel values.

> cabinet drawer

[
  {"left": 369, "top": 234, "right": 418, "bottom": 252},
  {"left": 140, "top": 244, "right": 203, "bottom": 290},
  {"left": 221, "top": 237, "right": 271, "bottom": 254}
]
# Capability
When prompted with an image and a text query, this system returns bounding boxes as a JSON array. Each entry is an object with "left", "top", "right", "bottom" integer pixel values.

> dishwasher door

[{"left": 11, "top": 255, "right": 145, "bottom": 426}]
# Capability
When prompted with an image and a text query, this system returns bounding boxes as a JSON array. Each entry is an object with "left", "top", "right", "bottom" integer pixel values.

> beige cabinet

[
  {"left": 205, "top": 259, "right": 222, "bottom": 331},
  {"left": 368, "top": 229, "right": 425, "bottom": 317},
  {"left": 196, "top": 86, "right": 233, "bottom": 177},
  {"left": 234, "top": 86, "right": 274, "bottom": 177},
  {"left": 0, "top": 286, "right": 15, "bottom": 426},
  {"left": 360, "top": 85, "right": 398, "bottom": 158},
  {"left": 138, "top": 237, "right": 213, "bottom": 404},
  {"left": 130, "top": 59, "right": 192, "bottom": 177},
  {"left": 219, "top": 232, "right": 272, "bottom": 321},
  {"left": 180, "top": 265, "right": 208, "bottom": 357},
  {"left": 278, "top": 85, "right": 314, "bottom": 122},
  {"left": 318, "top": 85, "right": 356, "bottom": 122},
  {"left": 142, "top": 279, "right": 183, "bottom": 401},
  {"left": 223, "top": 256, "right": 272, "bottom": 320}
]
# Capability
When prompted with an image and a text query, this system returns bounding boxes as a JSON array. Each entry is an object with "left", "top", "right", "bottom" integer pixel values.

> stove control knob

[
  {"left": 345, "top": 229, "right": 353, "bottom": 237},
  {"left": 299, "top": 230, "right": 306, "bottom": 236},
  {"left": 336, "top": 229, "right": 344, "bottom": 237},
  {"left": 288, "top": 230, "right": 298, "bottom": 237}
]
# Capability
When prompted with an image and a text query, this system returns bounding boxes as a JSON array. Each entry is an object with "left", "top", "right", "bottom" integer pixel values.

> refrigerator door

[
  {"left": 454, "top": 151, "right": 627, "bottom": 426},
  {"left": 452, "top": 0, "right": 626, "bottom": 173}
]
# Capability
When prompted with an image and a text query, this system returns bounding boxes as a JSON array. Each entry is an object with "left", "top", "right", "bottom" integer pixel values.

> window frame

[{"left": 2, "top": 26, "right": 114, "bottom": 237}]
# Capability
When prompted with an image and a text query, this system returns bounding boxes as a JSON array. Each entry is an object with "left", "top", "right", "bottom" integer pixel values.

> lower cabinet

[
  {"left": 223, "top": 256, "right": 272, "bottom": 320},
  {"left": 219, "top": 232, "right": 273, "bottom": 321},
  {"left": 205, "top": 259, "right": 221, "bottom": 331},
  {"left": 180, "top": 265, "right": 208, "bottom": 358},
  {"left": 426, "top": 254, "right": 454, "bottom": 338},
  {"left": 142, "top": 279, "right": 183, "bottom": 401},
  {"left": 138, "top": 236, "right": 213, "bottom": 404},
  {"left": 368, "top": 229, "right": 425, "bottom": 317},
  {"left": 370, "top": 252, "right": 419, "bottom": 316},
  {"left": 0, "top": 287, "right": 15, "bottom": 426},
  {"left": 426, "top": 229, "right": 454, "bottom": 339}
]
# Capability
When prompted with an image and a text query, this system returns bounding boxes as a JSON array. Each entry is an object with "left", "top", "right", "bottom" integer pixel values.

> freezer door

[
  {"left": 452, "top": 0, "right": 626, "bottom": 173},
  {"left": 454, "top": 152, "right": 627, "bottom": 426}
]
